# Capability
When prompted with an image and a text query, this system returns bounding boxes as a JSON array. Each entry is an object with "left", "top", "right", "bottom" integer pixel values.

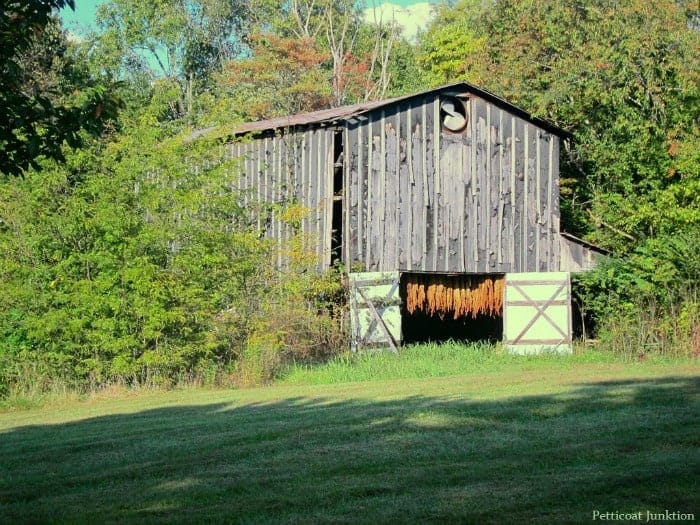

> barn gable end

[{"left": 343, "top": 91, "right": 562, "bottom": 274}]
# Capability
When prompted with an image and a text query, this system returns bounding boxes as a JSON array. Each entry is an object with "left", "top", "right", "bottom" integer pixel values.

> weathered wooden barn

[{"left": 228, "top": 82, "right": 603, "bottom": 353}]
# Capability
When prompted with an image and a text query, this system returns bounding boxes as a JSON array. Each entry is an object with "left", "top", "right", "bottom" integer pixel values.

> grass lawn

[{"left": 0, "top": 347, "right": 698, "bottom": 523}]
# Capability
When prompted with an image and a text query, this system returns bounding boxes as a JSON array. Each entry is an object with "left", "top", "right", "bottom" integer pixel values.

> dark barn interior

[
  {"left": 401, "top": 309, "right": 503, "bottom": 344},
  {"left": 399, "top": 272, "right": 504, "bottom": 344}
]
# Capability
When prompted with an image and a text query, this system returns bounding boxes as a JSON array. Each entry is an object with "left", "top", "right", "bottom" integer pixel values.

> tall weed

[{"left": 596, "top": 291, "right": 699, "bottom": 360}]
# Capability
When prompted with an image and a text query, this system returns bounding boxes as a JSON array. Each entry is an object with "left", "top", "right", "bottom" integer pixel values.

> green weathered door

[
  {"left": 504, "top": 272, "right": 572, "bottom": 354},
  {"left": 348, "top": 272, "right": 401, "bottom": 352}
]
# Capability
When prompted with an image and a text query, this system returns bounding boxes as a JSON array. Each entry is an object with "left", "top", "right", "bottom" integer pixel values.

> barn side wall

[
  {"left": 344, "top": 93, "right": 561, "bottom": 274},
  {"left": 230, "top": 128, "right": 335, "bottom": 272},
  {"left": 559, "top": 235, "right": 605, "bottom": 272}
]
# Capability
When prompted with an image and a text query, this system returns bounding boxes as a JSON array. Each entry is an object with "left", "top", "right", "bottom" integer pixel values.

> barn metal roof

[
  {"left": 231, "top": 98, "right": 395, "bottom": 135},
  {"left": 560, "top": 232, "right": 610, "bottom": 254},
  {"left": 231, "top": 82, "right": 569, "bottom": 137}
]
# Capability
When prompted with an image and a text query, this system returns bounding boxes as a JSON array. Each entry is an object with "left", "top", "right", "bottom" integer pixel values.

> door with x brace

[
  {"left": 503, "top": 272, "right": 572, "bottom": 354},
  {"left": 348, "top": 272, "right": 401, "bottom": 353}
]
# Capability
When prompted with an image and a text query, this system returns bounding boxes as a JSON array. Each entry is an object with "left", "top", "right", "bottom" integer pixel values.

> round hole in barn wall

[{"left": 440, "top": 97, "right": 469, "bottom": 133}]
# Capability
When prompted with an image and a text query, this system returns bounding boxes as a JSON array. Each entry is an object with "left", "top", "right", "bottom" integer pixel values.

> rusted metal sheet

[{"left": 228, "top": 82, "right": 568, "bottom": 137}]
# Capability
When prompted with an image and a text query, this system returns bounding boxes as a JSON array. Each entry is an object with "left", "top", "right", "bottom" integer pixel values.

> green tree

[
  {"left": 0, "top": 117, "right": 268, "bottom": 387},
  {"left": 249, "top": 1, "right": 431, "bottom": 104},
  {"left": 217, "top": 32, "right": 332, "bottom": 121},
  {"left": 91, "top": 0, "right": 250, "bottom": 120},
  {"left": 0, "top": 1, "right": 118, "bottom": 176},
  {"left": 416, "top": 0, "right": 486, "bottom": 87}
]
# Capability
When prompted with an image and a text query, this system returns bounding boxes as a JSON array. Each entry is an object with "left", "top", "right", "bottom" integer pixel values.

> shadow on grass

[{"left": 1, "top": 377, "right": 698, "bottom": 524}]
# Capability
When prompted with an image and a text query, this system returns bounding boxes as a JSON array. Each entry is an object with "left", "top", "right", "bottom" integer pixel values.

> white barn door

[
  {"left": 504, "top": 272, "right": 572, "bottom": 354},
  {"left": 348, "top": 272, "right": 401, "bottom": 352}
]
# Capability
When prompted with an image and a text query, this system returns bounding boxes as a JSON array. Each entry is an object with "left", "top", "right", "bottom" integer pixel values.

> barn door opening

[
  {"left": 330, "top": 129, "right": 344, "bottom": 266},
  {"left": 503, "top": 272, "right": 572, "bottom": 354},
  {"left": 349, "top": 272, "right": 401, "bottom": 352},
  {"left": 400, "top": 273, "right": 504, "bottom": 344}
]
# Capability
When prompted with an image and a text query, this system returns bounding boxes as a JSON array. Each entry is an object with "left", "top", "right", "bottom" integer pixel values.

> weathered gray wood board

[
  {"left": 230, "top": 129, "right": 334, "bottom": 272},
  {"left": 559, "top": 234, "right": 606, "bottom": 272},
  {"left": 344, "top": 93, "right": 561, "bottom": 275},
  {"left": 348, "top": 272, "right": 401, "bottom": 352},
  {"left": 503, "top": 272, "right": 572, "bottom": 354},
  {"left": 229, "top": 83, "right": 569, "bottom": 277}
]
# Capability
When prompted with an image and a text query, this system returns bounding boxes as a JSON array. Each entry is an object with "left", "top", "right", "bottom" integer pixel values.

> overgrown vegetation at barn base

[
  {"left": 573, "top": 231, "right": 700, "bottom": 360},
  {"left": 0, "top": 121, "right": 346, "bottom": 399}
]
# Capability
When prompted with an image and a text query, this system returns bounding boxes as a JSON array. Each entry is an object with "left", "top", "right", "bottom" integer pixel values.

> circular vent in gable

[{"left": 440, "top": 96, "right": 468, "bottom": 133}]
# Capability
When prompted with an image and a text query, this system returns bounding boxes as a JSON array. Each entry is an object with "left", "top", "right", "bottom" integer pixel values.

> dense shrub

[
  {"left": 574, "top": 231, "right": 700, "bottom": 359},
  {"left": 0, "top": 121, "right": 346, "bottom": 397}
]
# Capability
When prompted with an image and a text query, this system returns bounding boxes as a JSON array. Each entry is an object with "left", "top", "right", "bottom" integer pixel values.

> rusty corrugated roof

[
  {"left": 230, "top": 82, "right": 569, "bottom": 137},
  {"left": 231, "top": 98, "right": 395, "bottom": 134}
]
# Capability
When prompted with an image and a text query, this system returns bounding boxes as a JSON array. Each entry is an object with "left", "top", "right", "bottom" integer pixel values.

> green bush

[
  {"left": 0, "top": 121, "right": 346, "bottom": 398},
  {"left": 574, "top": 230, "right": 700, "bottom": 359}
]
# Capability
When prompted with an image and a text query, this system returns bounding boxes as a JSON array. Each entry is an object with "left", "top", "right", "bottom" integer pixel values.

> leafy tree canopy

[
  {"left": 90, "top": 0, "right": 251, "bottom": 121},
  {"left": 0, "top": 1, "right": 119, "bottom": 176}
]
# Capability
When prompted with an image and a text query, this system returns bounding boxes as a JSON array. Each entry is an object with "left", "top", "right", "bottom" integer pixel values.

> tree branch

[{"left": 586, "top": 209, "right": 636, "bottom": 241}]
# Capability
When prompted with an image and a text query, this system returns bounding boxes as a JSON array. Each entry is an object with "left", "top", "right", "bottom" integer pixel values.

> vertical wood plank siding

[
  {"left": 232, "top": 128, "right": 334, "bottom": 272},
  {"left": 345, "top": 94, "right": 560, "bottom": 273},
  {"left": 232, "top": 90, "right": 561, "bottom": 274}
]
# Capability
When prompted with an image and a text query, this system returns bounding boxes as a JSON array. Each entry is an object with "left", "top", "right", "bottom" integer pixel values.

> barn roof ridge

[{"left": 231, "top": 81, "right": 569, "bottom": 137}]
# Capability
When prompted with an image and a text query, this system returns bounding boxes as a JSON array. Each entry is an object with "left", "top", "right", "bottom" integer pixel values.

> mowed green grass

[{"left": 1, "top": 349, "right": 698, "bottom": 524}]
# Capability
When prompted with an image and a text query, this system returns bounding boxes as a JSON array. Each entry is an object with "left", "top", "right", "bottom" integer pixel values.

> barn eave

[{"left": 230, "top": 82, "right": 569, "bottom": 138}]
